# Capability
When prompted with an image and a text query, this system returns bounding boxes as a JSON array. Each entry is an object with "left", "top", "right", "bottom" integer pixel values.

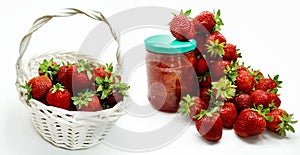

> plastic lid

[{"left": 144, "top": 34, "right": 196, "bottom": 54}]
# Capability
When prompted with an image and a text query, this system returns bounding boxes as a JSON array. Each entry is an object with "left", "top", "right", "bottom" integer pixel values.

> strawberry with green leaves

[
  {"left": 169, "top": 9, "right": 195, "bottom": 41},
  {"left": 38, "top": 58, "right": 60, "bottom": 81},
  {"left": 46, "top": 83, "right": 71, "bottom": 110},
  {"left": 198, "top": 73, "right": 212, "bottom": 87},
  {"left": 200, "top": 87, "right": 211, "bottom": 104},
  {"left": 234, "top": 105, "right": 273, "bottom": 138},
  {"left": 205, "top": 31, "right": 226, "bottom": 59},
  {"left": 22, "top": 75, "right": 52, "bottom": 101},
  {"left": 195, "top": 109, "right": 223, "bottom": 141},
  {"left": 193, "top": 9, "right": 224, "bottom": 34},
  {"left": 267, "top": 109, "right": 297, "bottom": 137},
  {"left": 71, "top": 89, "right": 103, "bottom": 112},
  {"left": 209, "top": 60, "right": 231, "bottom": 80},
  {"left": 251, "top": 90, "right": 272, "bottom": 109},
  {"left": 178, "top": 94, "right": 208, "bottom": 121},
  {"left": 256, "top": 75, "right": 282, "bottom": 93},
  {"left": 56, "top": 61, "right": 71, "bottom": 83},
  {"left": 62, "top": 59, "right": 95, "bottom": 93}
]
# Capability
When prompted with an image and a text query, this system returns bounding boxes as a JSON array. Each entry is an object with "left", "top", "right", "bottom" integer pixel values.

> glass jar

[{"left": 144, "top": 34, "right": 197, "bottom": 113}]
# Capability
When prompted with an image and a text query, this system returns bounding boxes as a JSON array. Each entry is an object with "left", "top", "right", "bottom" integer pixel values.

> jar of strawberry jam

[{"left": 145, "top": 34, "right": 197, "bottom": 113}]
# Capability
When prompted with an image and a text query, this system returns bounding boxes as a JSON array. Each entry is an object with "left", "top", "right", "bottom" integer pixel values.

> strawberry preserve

[{"left": 145, "top": 34, "right": 197, "bottom": 113}]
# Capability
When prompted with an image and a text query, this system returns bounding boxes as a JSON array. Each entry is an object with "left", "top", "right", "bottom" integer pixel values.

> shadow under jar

[{"left": 145, "top": 34, "right": 197, "bottom": 113}]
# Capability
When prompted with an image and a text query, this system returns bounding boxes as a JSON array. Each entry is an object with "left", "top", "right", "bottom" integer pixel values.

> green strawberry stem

[
  {"left": 211, "top": 77, "right": 236, "bottom": 100},
  {"left": 76, "top": 59, "right": 94, "bottom": 80},
  {"left": 50, "top": 83, "right": 65, "bottom": 94},
  {"left": 225, "top": 61, "right": 239, "bottom": 83},
  {"left": 205, "top": 39, "right": 225, "bottom": 58},
  {"left": 251, "top": 104, "right": 273, "bottom": 122},
  {"left": 21, "top": 82, "right": 32, "bottom": 100},
  {"left": 178, "top": 94, "right": 195, "bottom": 116},
  {"left": 213, "top": 9, "right": 224, "bottom": 32},
  {"left": 39, "top": 58, "right": 60, "bottom": 80},
  {"left": 277, "top": 112, "right": 298, "bottom": 137},
  {"left": 71, "top": 89, "right": 95, "bottom": 109}
]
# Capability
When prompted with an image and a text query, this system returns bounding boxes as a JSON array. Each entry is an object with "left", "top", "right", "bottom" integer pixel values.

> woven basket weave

[{"left": 15, "top": 8, "right": 125, "bottom": 150}]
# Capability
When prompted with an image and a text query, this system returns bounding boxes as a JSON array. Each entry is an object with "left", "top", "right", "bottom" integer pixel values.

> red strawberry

[
  {"left": 209, "top": 60, "right": 230, "bottom": 80},
  {"left": 235, "top": 70, "right": 255, "bottom": 93},
  {"left": 267, "top": 109, "right": 297, "bottom": 137},
  {"left": 106, "top": 92, "right": 124, "bottom": 108},
  {"left": 71, "top": 89, "right": 103, "bottom": 112},
  {"left": 62, "top": 59, "right": 95, "bottom": 93},
  {"left": 46, "top": 83, "right": 71, "bottom": 110},
  {"left": 205, "top": 31, "right": 226, "bottom": 59},
  {"left": 269, "top": 93, "right": 281, "bottom": 108},
  {"left": 38, "top": 58, "right": 60, "bottom": 81},
  {"left": 178, "top": 95, "right": 208, "bottom": 121},
  {"left": 211, "top": 77, "right": 236, "bottom": 101},
  {"left": 233, "top": 93, "right": 252, "bottom": 112},
  {"left": 220, "top": 102, "right": 238, "bottom": 128},
  {"left": 57, "top": 63, "right": 70, "bottom": 83},
  {"left": 195, "top": 111, "right": 223, "bottom": 141},
  {"left": 22, "top": 75, "right": 52, "bottom": 100},
  {"left": 256, "top": 75, "right": 282, "bottom": 93},
  {"left": 223, "top": 43, "right": 239, "bottom": 61},
  {"left": 251, "top": 90, "right": 272, "bottom": 109},
  {"left": 234, "top": 105, "right": 273, "bottom": 137},
  {"left": 200, "top": 87, "right": 211, "bottom": 104},
  {"left": 195, "top": 57, "right": 208, "bottom": 74},
  {"left": 193, "top": 9, "right": 224, "bottom": 34},
  {"left": 169, "top": 10, "right": 195, "bottom": 41},
  {"left": 199, "top": 73, "right": 212, "bottom": 87}
]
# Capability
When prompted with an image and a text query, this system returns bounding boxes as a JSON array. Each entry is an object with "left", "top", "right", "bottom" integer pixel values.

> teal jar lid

[{"left": 144, "top": 34, "right": 196, "bottom": 54}]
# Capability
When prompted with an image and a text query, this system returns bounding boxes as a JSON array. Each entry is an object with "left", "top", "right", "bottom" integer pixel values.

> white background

[{"left": 1, "top": 0, "right": 300, "bottom": 154}]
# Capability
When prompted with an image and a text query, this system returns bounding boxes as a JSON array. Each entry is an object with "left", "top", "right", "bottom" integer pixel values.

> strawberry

[
  {"left": 200, "top": 87, "right": 211, "bottom": 104},
  {"left": 223, "top": 43, "right": 240, "bottom": 61},
  {"left": 169, "top": 10, "right": 195, "bottom": 41},
  {"left": 267, "top": 109, "right": 297, "bottom": 137},
  {"left": 269, "top": 93, "right": 281, "bottom": 108},
  {"left": 56, "top": 61, "right": 71, "bottom": 83},
  {"left": 251, "top": 90, "right": 272, "bottom": 109},
  {"left": 178, "top": 95, "right": 208, "bottom": 121},
  {"left": 22, "top": 75, "right": 52, "bottom": 100},
  {"left": 220, "top": 102, "right": 238, "bottom": 128},
  {"left": 71, "top": 89, "right": 103, "bottom": 112},
  {"left": 193, "top": 9, "right": 224, "bottom": 34},
  {"left": 234, "top": 105, "right": 273, "bottom": 138},
  {"left": 62, "top": 59, "right": 95, "bottom": 94},
  {"left": 209, "top": 60, "right": 231, "bottom": 80},
  {"left": 195, "top": 110, "right": 223, "bottom": 141},
  {"left": 256, "top": 75, "right": 282, "bottom": 93},
  {"left": 235, "top": 70, "right": 255, "bottom": 93},
  {"left": 205, "top": 31, "right": 226, "bottom": 59},
  {"left": 195, "top": 57, "right": 208, "bottom": 74},
  {"left": 38, "top": 58, "right": 60, "bottom": 81},
  {"left": 105, "top": 92, "right": 124, "bottom": 108},
  {"left": 46, "top": 83, "right": 71, "bottom": 110},
  {"left": 211, "top": 77, "right": 236, "bottom": 101},
  {"left": 198, "top": 73, "right": 212, "bottom": 87},
  {"left": 233, "top": 93, "right": 252, "bottom": 112}
]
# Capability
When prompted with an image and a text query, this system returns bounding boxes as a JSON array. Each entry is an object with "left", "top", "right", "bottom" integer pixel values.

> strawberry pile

[
  {"left": 171, "top": 9, "right": 297, "bottom": 141},
  {"left": 22, "top": 58, "right": 130, "bottom": 112}
]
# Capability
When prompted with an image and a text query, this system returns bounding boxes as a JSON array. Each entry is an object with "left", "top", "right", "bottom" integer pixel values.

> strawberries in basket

[{"left": 22, "top": 59, "right": 130, "bottom": 112}]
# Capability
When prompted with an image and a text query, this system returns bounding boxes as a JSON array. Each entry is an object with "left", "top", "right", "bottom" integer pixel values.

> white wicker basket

[{"left": 15, "top": 8, "right": 125, "bottom": 150}]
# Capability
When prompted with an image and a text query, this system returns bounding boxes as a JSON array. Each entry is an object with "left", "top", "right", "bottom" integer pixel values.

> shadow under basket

[{"left": 15, "top": 8, "right": 126, "bottom": 150}]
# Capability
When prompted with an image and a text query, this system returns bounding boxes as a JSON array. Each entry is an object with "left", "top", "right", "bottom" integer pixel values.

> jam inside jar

[{"left": 145, "top": 34, "right": 197, "bottom": 113}]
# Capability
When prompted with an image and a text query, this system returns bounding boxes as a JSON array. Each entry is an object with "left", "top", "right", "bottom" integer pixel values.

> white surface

[{"left": 1, "top": 0, "right": 300, "bottom": 154}]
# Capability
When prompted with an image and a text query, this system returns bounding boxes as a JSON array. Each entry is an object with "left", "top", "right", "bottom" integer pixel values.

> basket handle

[{"left": 16, "top": 8, "right": 121, "bottom": 75}]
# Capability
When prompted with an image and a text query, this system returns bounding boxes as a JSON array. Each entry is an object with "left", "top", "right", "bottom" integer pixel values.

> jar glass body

[{"left": 146, "top": 50, "right": 197, "bottom": 112}]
